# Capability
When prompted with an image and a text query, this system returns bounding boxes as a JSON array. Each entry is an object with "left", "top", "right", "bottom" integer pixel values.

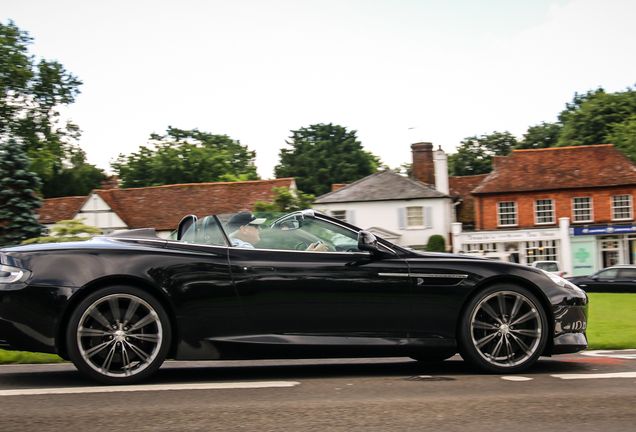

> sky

[{"left": 2, "top": 0, "right": 635, "bottom": 179}]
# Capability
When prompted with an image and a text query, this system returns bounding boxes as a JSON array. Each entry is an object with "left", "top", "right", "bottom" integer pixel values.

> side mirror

[
  {"left": 358, "top": 230, "right": 379, "bottom": 253},
  {"left": 177, "top": 214, "right": 198, "bottom": 241}
]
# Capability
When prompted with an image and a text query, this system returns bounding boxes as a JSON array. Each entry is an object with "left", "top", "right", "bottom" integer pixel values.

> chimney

[
  {"left": 411, "top": 142, "right": 435, "bottom": 185},
  {"left": 434, "top": 146, "right": 449, "bottom": 195}
]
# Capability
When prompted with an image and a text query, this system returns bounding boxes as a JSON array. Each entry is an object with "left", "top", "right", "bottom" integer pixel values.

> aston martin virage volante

[{"left": 0, "top": 210, "right": 588, "bottom": 384}]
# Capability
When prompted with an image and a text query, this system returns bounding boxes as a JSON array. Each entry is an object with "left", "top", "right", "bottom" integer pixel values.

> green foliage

[
  {"left": 516, "top": 121, "right": 562, "bottom": 149},
  {"left": 448, "top": 131, "right": 517, "bottom": 176},
  {"left": 425, "top": 234, "right": 446, "bottom": 252},
  {"left": 0, "top": 139, "right": 43, "bottom": 246},
  {"left": 556, "top": 86, "right": 636, "bottom": 160},
  {"left": 21, "top": 218, "right": 102, "bottom": 244},
  {"left": 0, "top": 20, "right": 101, "bottom": 197},
  {"left": 274, "top": 123, "right": 381, "bottom": 196},
  {"left": 606, "top": 115, "right": 636, "bottom": 160},
  {"left": 112, "top": 127, "right": 260, "bottom": 188},
  {"left": 253, "top": 187, "right": 315, "bottom": 212}
]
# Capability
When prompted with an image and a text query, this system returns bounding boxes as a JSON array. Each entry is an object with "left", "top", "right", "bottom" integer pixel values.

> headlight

[
  {"left": 540, "top": 269, "right": 585, "bottom": 294},
  {"left": 0, "top": 264, "right": 31, "bottom": 284}
]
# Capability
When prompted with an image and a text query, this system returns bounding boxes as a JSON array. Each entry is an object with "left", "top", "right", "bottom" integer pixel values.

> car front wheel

[
  {"left": 458, "top": 285, "right": 548, "bottom": 373},
  {"left": 66, "top": 286, "right": 171, "bottom": 385}
]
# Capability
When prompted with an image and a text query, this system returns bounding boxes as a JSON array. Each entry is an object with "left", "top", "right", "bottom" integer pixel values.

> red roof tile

[
  {"left": 473, "top": 145, "right": 636, "bottom": 194},
  {"left": 94, "top": 178, "right": 296, "bottom": 230},
  {"left": 38, "top": 196, "right": 87, "bottom": 224}
]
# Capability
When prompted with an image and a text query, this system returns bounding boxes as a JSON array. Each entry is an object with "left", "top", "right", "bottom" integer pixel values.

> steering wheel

[{"left": 295, "top": 242, "right": 309, "bottom": 250}]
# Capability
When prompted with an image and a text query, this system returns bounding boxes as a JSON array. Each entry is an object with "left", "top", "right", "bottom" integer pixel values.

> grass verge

[
  {"left": 586, "top": 293, "right": 636, "bottom": 350},
  {"left": 1, "top": 293, "right": 634, "bottom": 364}
]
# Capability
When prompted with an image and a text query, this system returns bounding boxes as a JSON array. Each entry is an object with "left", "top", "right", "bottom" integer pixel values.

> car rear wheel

[
  {"left": 458, "top": 284, "right": 548, "bottom": 373},
  {"left": 66, "top": 286, "right": 171, "bottom": 385}
]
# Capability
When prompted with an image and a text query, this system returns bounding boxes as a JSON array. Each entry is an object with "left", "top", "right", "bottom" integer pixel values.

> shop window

[
  {"left": 463, "top": 243, "right": 497, "bottom": 254},
  {"left": 498, "top": 201, "right": 517, "bottom": 226},
  {"left": 526, "top": 240, "right": 558, "bottom": 264},
  {"left": 612, "top": 195, "right": 632, "bottom": 220},
  {"left": 572, "top": 197, "right": 593, "bottom": 223},
  {"left": 535, "top": 199, "right": 555, "bottom": 224}
]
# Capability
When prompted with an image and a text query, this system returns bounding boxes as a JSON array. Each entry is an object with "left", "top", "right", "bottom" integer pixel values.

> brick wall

[{"left": 476, "top": 186, "right": 636, "bottom": 230}]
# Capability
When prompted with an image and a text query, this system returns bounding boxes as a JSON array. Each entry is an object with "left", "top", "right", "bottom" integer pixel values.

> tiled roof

[
  {"left": 473, "top": 145, "right": 636, "bottom": 194},
  {"left": 38, "top": 196, "right": 87, "bottom": 224},
  {"left": 449, "top": 174, "right": 488, "bottom": 223},
  {"left": 314, "top": 170, "right": 450, "bottom": 204},
  {"left": 94, "top": 178, "right": 296, "bottom": 230},
  {"left": 39, "top": 179, "right": 296, "bottom": 231}
]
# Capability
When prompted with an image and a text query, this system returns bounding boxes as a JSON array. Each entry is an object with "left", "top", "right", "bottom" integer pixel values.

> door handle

[{"left": 250, "top": 266, "right": 276, "bottom": 272}]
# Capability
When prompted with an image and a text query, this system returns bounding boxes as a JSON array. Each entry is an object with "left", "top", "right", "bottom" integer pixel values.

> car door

[{"left": 226, "top": 216, "right": 411, "bottom": 338}]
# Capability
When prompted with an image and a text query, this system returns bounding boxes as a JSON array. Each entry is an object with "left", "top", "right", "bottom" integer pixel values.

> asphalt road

[{"left": 1, "top": 351, "right": 635, "bottom": 431}]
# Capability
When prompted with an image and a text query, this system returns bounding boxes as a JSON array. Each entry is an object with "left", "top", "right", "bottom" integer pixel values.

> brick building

[{"left": 453, "top": 144, "right": 636, "bottom": 276}]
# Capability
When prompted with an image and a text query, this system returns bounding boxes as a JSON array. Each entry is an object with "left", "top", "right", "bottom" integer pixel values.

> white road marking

[
  {"left": 551, "top": 372, "right": 636, "bottom": 380},
  {"left": 0, "top": 381, "right": 300, "bottom": 397},
  {"left": 501, "top": 376, "right": 533, "bottom": 382},
  {"left": 581, "top": 350, "right": 636, "bottom": 360}
]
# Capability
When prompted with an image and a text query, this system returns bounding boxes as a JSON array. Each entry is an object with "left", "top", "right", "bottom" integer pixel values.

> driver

[
  {"left": 228, "top": 212, "right": 328, "bottom": 251},
  {"left": 227, "top": 212, "right": 266, "bottom": 248}
]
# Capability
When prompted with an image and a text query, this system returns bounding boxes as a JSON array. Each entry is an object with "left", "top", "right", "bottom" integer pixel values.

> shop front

[
  {"left": 570, "top": 225, "right": 636, "bottom": 276},
  {"left": 452, "top": 224, "right": 564, "bottom": 266}
]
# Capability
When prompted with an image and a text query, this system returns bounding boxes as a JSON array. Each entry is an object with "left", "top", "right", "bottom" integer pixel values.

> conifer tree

[{"left": 0, "top": 139, "right": 43, "bottom": 245}]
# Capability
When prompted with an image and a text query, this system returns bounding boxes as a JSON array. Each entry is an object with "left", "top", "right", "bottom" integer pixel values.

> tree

[
  {"left": 516, "top": 122, "right": 562, "bottom": 149},
  {"left": 557, "top": 86, "right": 636, "bottom": 149},
  {"left": 448, "top": 131, "right": 517, "bottom": 176},
  {"left": 0, "top": 139, "right": 43, "bottom": 245},
  {"left": 274, "top": 123, "right": 381, "bottom": 196},
  {"left": 425, "top": 234, "right": 446, "bottom": 252},
  {"left": 21, "top": 218, "right": 101, "bottom": 244},
  {"left": 606, "top": 114, "right": 636, "bottom": 161},
  {"left": 0, "top": 20, "right": 101, "bottom": 197},
  {"left": 112, "top": 127, "right": 260, "bottom": 188},
  {"left": 253, "top": 187, "right": 315, "bottom": 212}
]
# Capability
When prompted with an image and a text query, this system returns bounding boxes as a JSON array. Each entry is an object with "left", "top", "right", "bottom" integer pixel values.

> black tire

[
  {"left": 66, "top": 285, "right": 171, "bottom": 385},
  {"left": 458, "top": 284, "right": 548, "bottom": 374}
]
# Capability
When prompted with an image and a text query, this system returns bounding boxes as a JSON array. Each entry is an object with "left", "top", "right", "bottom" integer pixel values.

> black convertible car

[{"left": 0, "top": 210, "right": 588, "bottom": 384}]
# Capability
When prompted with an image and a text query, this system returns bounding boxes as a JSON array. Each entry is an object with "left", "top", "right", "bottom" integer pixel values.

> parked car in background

[
  {"left": 567, "top": 265, "right": 636, "bottom": 293},
  {"left": 531, "top": 261, "right": 566, "bottom": 277}
]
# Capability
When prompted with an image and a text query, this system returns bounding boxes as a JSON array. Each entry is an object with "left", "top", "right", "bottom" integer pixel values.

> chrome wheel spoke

[
  {"left": 510, "top": 310, "right": 538, "bottom": 327},
  {"left": 480, "top": 302, "right": 503, "bottom": 325},
  {"left": 128, "top": 333, "right": 160, "bottom": 343},
  {"left": 120, "top": 343, "right": 132, "bottom": 376},
  {"left": 509, "top": 296, "right": 523, "bottom": 322},
  {"left": 128, "top": 312, "right": 158, "bottom": 332},
  {"left": 84, "top": 340, "right": 114, "bottom": 359},
  {"left": 88, "top": 307, "right": 112, "bottom": 329},
  {"left": 497, "top": 293, "right": 508, "bottom": 322},
  {"left": 125, "top": 340, "right": 151, "bottom": 362},
  {"left": 509, "top": 333, "right": 533, "bottom": 355},
  {"left": 99, "top": 342, "right": 118, "bottom": 372},
  {"left": 473, "top": 319, "right": 499, "bottom": 331},
  {"left": 123, "top": 299, "right": 140, "bottom": 328},
  {"left": 475, "top": 331, "right": 499, "bottom": 349},
  {"left": 78, "top": 327, "right": 111, "bottom": 337},
  {"left": 108, "top": 297, "right": 121, "bottom": 325},
  {"left": 511, "top": 328, "right": 541, "bottom": 338}
]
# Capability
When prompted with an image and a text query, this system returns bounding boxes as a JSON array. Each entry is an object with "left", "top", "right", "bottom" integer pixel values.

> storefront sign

[
  {"left": 571, "top": 241, "right": 595, "bottom": 276},
  {"left": 464, "top": 230, "right": 560, "bottom": 242},
  {"left": 571, "top": 225, "right": 636, "bottom": 236}
]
